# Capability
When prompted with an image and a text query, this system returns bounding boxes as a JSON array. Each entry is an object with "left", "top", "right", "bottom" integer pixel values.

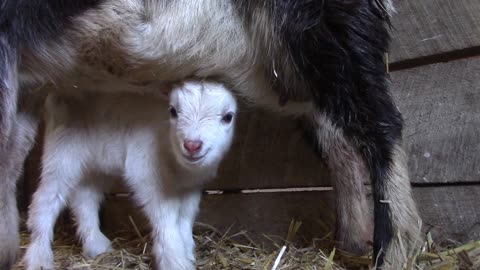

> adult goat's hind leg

[
  {"left": 372, "top": 144, "right": 422, "bottom": 269},
  {"left": 305, "top": 113, "right": 372, "bottom": 255},
  {"left": 266, "top": 0, "right": 422, "bottom": 266},
  {"left": 307, "top": 111, "right": 421, "bottom": 269},
  {"left": 354, "top": 124, "right": 421, "bottom": 269}
]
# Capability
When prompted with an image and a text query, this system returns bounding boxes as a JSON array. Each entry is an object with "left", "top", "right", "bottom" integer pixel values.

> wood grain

[
  {"left": 392, "top": 57, "right": 480, "bottom": 184},
  {"left": 102, "top": 190, "right": 336, "bottom": 248},
  {"left": 21, "top": 57, "right": 480, "bottom": 195},
  {"left": 390, "top": 0, "right": 480, "bottom": 63},
  {"left": 206, "top": 108, "right": 331, "bottom": 190},
  {"left": 414, "top": 185, "right": 480, "bottom": 244}
]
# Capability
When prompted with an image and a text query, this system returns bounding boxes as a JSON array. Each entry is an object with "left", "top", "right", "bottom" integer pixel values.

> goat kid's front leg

[
  {"left": 178, "top": 189, "right": 201, "bottom": 262},
  {"left": 126, "top": 173, "right": 194, "bottom": 270},
  {"left": 134, "top": 188, "right": 195, "bottom": 270}
]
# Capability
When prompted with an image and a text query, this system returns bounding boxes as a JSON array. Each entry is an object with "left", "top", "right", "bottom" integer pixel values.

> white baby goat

[{"left": 24, "top": 81, "right": 237, "bottom": 270}]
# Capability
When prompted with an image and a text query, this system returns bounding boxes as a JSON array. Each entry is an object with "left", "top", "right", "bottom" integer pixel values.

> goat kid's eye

[
  {"left": 169, "top": 106, "right": 178, "bottom": 118},
  {"left": 221, "top": 112, "right": 234, "bottom": 124}
]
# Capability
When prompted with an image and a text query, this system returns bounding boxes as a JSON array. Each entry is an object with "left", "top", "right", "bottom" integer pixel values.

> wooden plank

[
  {"left": 101, "top": 185, "right": 480, "bottom": 247},
  {"left": 21, "top": 109, "right": 333, "bottom": 194},
  {"left": 414, "top": 185, "right": 480, "bottom": 244},
  {"left": 390, "top": 0, "right": 480, "bottom": 63},
  {"left": 102, "top": 190, "right": 337, "bottom": 247},
  {"left": 392, "top": 57, "right": 480, "bottom": 184},
  {"left": 24, "top": 61, "right": 480, "bottom": 194},
  {"left": 214, "top": 57, "right": 480, "bottom": 187},
  {"left": 207, "top": 108, "right": 330, "bottom": 190},
  {"left": 23, "top": 58, "right": 480, "bottom": 192},
  {"left": 21, "top": 59, "right": 480, "bottom": 193}
]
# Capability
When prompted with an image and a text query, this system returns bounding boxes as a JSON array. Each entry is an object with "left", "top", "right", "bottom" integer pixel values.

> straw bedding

[{"left": 12, "top": 218, "right": 480, "bottom": 270}]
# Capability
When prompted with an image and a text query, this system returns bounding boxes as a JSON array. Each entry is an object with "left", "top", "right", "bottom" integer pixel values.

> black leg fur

[
  {"left": 234, "top": 0, "right": 419, "bottom": 268},
  {"left": 0, "top": 0, "right": 102, "bottom": 46},
  {"left": 278, "top": 1, "right": 397, "bottom": 266},
  {"left": 280, "top": 1, "right": 400, "bottom": 266}
]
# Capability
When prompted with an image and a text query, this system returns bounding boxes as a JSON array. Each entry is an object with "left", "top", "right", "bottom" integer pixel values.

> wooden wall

[{"left": 21, "top": 0, "right": 480, "bottom": 247}]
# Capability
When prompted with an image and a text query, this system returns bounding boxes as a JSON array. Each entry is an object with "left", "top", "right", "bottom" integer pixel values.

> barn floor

[{"left": 12, "top": 220, "right": 480, "bottom": 270}]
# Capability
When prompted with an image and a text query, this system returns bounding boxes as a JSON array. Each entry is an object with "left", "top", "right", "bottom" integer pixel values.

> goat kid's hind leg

[
  {"left": 69, "top": 176, "right": 113, "bottom": 259},
  {"left": 306, "top": 113, "right": 372, "bottom": 254},
  {"left": 24, "top": 141, "right": 85, "bottom": 270}
]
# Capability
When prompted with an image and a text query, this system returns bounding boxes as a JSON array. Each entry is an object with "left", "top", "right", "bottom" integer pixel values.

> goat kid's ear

[
  {"left": 158, "top": 90, "right": 169, "bottom": 101},
  {"left": 157, "top": 83, "right": 173, "bottom": 101}
]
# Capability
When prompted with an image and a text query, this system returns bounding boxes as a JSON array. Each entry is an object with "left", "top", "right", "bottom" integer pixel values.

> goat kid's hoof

[
  {"left": 83, "top": 235, "right": 114, "bottom": 259},
  {"left": 23, "top": 243, "right": 55, "bottom": 270},
  {"left": 155, "top": 257, "right": 196, "bottom": 270}
]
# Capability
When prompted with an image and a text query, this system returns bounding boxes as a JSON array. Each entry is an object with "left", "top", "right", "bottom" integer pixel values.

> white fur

[
  {"left": 21, "top": 0, "right": 312, "bottom": 116},
  {"left": 24, "top": 81, "right": 237, "bottom": 270},
  {"left": 382, "top": 0, "right": 396, "bottom": 15}
]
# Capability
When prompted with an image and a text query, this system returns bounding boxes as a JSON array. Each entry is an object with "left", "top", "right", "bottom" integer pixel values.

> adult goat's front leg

[
  {"left": 307, "top": 110, "right": 421, "bottom": 268},
  {"left": 0, "top": 34, "right": 21, "bottom": 270},
  {"left": 0, "top": 104, "right": 40, "bottom": 270}
]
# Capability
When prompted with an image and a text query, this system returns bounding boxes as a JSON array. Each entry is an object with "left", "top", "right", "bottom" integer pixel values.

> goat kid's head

[{"left": 169, "top": 81, "right": 237, "bottom": 170}]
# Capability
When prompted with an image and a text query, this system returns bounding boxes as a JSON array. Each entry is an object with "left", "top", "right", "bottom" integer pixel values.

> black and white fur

[
  {"left": 24, "top": 81, "right": 237, "bottom": 270},
  {"left": 0, "top": 0, "right": 421, "bottom": 269}
]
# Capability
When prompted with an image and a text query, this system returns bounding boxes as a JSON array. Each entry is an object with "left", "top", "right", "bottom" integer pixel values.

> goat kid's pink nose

[{"left": 183, "top": 140, "right": 202, "bottom": 155}]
